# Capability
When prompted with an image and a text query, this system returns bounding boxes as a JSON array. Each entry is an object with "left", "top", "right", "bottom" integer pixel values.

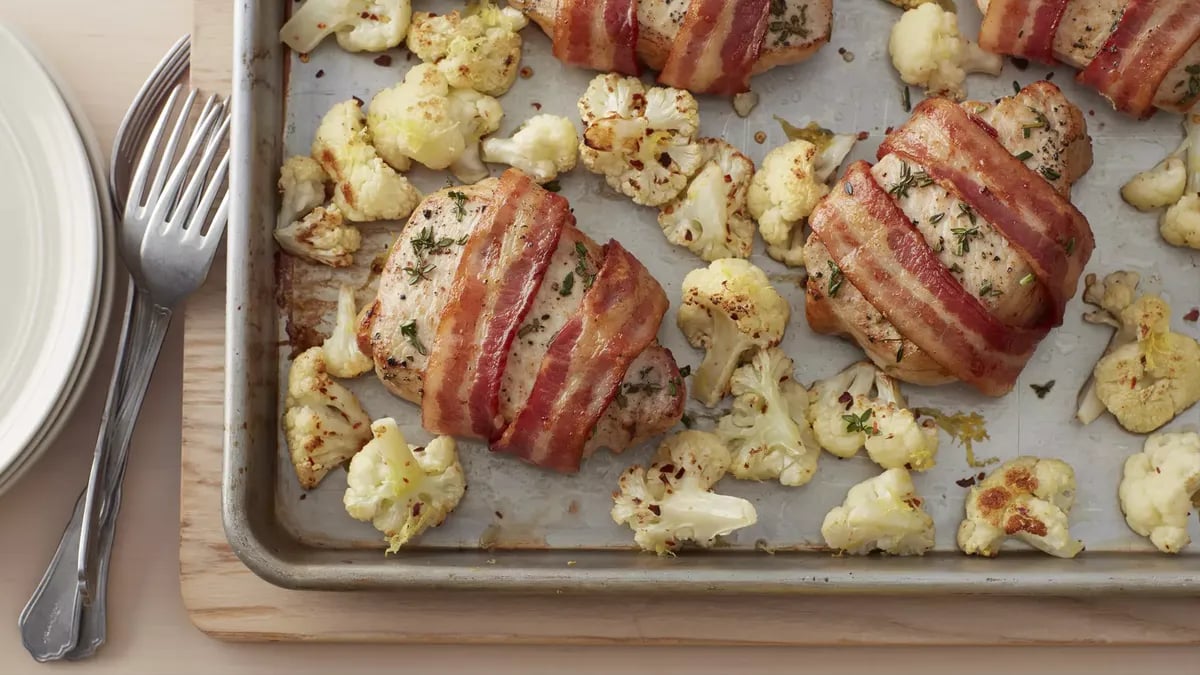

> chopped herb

[
  {"left": 668, "top": 378, "right": 681, "bottom": 397},
  {"left": 951, "top": 225, "right": 980, "bottom": 255},
  {"left": 559, "top": 271, "right": 575, "bottom": 296},
  {"left": 1184, "top": 64, "right": 1200, "bottom": 103},
  {"left": 1064, "top": 237, "right": 1076, "bottom": 255},
  {"left": 957, "top": 202, "right": 977, "bottom": 225},
  {"left": 400, "top": 320, "right": 427, "bottom": 356},
  {"left": 979, "top": 280, "right": 1002, "bottom": 298},
  {"left": 844, "top": 182, "right": 854, "bottom": 195},
  {"left": 456, "top": 234, "right": 470, "bottom": 246},
  {"left": 411, "top": 227, "right": 461, "bottom": 257},
  {"left": 827, "top": 260, "right": 844, "bottom": 297},
  {"left": 402, "top": 260, "right": 435, "bottom": 284},
  {"left": 896, "top": 346, "right": 904, "bottom": 363},
  {"left": 1040, "top": 166, "right": 1061, "bottom": 181},
  {"left": 768, "top": 4, "right": 809, "bottom": 46},
  {"left": 1015, "top": 150, "right": 1034, "bottom": 161},
  {"left": 888, "top": 162, "right": 934, "bottom": 199},
  {"left": 681, "top": 413, "right": 695, "bottom": 429},
  {"left": 1030, "top": 380, "right": 1056, "bottom": 398},
  {"left": 678, "top": 365, "right": 692, "bottom": 378},
  {"left": 929, "top": 212, "right": 946, "bottom": 224},
  {"left": 1022, "top": 107, "right": 1048, "bottom": 138},
  {"left": 1012, "top": 80, "right": 1021, "bottom": 94},
  {"left": 843, "top": 408, "right": 876, "bottom": 435},
  {"left": 448, "top": 190, "right": 468, "bottom": 220},
  {"left": 949, "top": 263, "right": 963, "bottom": 274},
  {"left": 901, "top": 86, "right": 911, "bottom": 112},
  {"left": 517, "top": 318, "right": 543, "bottom": 339},
  {"left": 573, "top": 241, "right": 596, "bottom": 290},
  {"left": 1019, "top": 273, "right": 1036, "bottom": 285},
  {"left": 544, "top": 180, "right": 562, "bottom": 193}
]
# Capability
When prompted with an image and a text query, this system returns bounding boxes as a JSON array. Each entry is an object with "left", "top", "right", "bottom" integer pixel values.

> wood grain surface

[{"left": 179, "top": 0, "right": 1200, "bottom": 645}]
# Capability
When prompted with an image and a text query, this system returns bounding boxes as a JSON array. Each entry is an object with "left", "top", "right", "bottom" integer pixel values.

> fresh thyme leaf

[
  {"left": 1064, "top": 237, "right": 1076, "bottom": 255},
  {"left": 559, "top": 271, "right": 575, "bottom": 296},
  {"left": 901, "top": 85, "right": 911, "bottom": 112},
  {"left": 1015, "top": 150, "right": 1034, "bottom": 161},
  {"left": 949, "top": 262, "right": 963, "bottom": 274},
  {"left": 827, "top": 260, "right": 844, "bottom": 297},
  {"left": 843, "top": 408, "right": 876, "bottom": 435},
  {"left": 678, "top": 365, "right": 692, "bottom": 378},
  {"left": 411, "top": 227, "right": 463, "bottom": 258},
  {"left": 978, "top": 280, "right": 1002, "bottom": 297},
  {"left": 402, "top": 260, "right": 435, "bottom": 285},
  {"left": 544, "top": 180, "right": 562, "bottom": 193},
  {"left": 448, "top": 190, "right": 468, "bottom": 220},
  {"left": 951, "top": 225, "right": 980, "bottom": 255},
  {"left": 517, "top": 317, "right": 543, "bottom": 339},
  {"left": 1030, "top": 380, "right": 1055, "bottom": 398},
  {"left": 456, "top": 234, "right": 470, "bottom": 246},
  {"left": 957, "top": 202, "right": 976, "bottom": 225},
  {"left": 1040, "top": 166, "right": 1061, "bottom": 181},
  {"left": 930, "top": 212, "right": 946, "bottom": 224},
  {"left": 573, "top": 241, "right": 596, "bottom": 290},
  {"left": 1019, "top": 273, "right": 1036, "bottom": 285},
  {"left": 887, "top": 162, "right": 934, "bottom": 199},
  {"left": 1012, "top": 80, "right": 1021, "bottom": 95},
  {"left": 1021, "top": 106, "right": 1048, "bottom": 139},
  {"left": 400, "top": 320, "right": 427, "bottom": 355},
  {"left": 896, "top": 346, "right": 904, "bottom": 363}
]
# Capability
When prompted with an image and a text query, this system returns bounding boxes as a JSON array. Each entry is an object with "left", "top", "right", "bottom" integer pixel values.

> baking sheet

[{"left": 225, "top": 0, "right": 1200, "bottom": 592}]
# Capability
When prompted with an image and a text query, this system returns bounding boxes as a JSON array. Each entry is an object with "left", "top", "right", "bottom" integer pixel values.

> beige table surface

[{"left": 0, "top": 1, "right": 1197, "bottom": 673}]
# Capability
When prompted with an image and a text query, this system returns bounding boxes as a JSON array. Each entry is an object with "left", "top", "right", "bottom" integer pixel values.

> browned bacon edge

[
  {"left": 552, "top": 0, "right": 641, "bottom": 76},
  {"left": 979, "top": 0, "right": 1069, "bottom": 64},
  {"left": 657, "top": 0, "right": 770, "bottom": 96}
]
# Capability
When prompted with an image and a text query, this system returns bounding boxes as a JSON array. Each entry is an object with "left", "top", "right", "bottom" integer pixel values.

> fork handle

[{"left": 77, "top": 284, "right": 172, "bottom": 606}]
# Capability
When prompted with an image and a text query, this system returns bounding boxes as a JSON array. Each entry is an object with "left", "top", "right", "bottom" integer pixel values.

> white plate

[{"left": 0, "top": 25, "right": 101, "bottom": 484}]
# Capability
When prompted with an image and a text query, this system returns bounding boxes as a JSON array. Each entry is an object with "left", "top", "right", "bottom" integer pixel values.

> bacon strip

[
  {"left": 1077, "top": 0, "right": 1200, "bottom": 119},
  {"left": 658, "top": 0, "right": 770, "bottom": 96},
  {"left": 811, "top": 163, "right": 1048, "bottom": 396},
  {"left": 552, "top": 0, "right": 640, "bottom": 76},
  {"left": 422, "top": 171, "right": 568, "bottom": 440},
  {"left": 878, "top": 98, "right": 1093, "bottom": 324},
  {"left": 491, "top": 240, "right": 667, "bottom": 473},
  {"left": 979, "top": 0, "right": 1069, "bottom": 64}
]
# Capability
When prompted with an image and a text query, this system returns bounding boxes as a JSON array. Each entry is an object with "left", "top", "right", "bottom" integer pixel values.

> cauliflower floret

[
  {"left": 888, "top": 3, "right": 1003, "bottom": 101},
  {"left": 277, "top": 155, "right": 328, "bottom": 229},
  {"left": 480, "top": 114, "right": 578, "bottom": 184},
  {"left": 677, "top": 259, "right": 790, "bottom": 407},
  {"left": 274, "top": 205, "right": 361, "bottom": 267},
  {"left": 1160, "top": 193, "right": 1200, "bottom": 249},
  {"left": 821, "top": 468, "right": 935, "bottom": 555},
  {"left": 366, "top": 64, "right": 504, "bottom": 183},
  {"left": 611, "top": 431, "right": 757, "bottom": 555},
  {"left": 577, "top": 74, "right": 704, "bottom": 206},
  {"left": 808, "top": 361, "right": 939, "bottom": 471},
  {"left": 284, "top": 347, "right": 373, "bottom": 489},
  {"left": 323, "top": 285, "right": 374, "bottom": 378},
  {"left": 1119, "top": 432, "right": 1200, "bottom": 554},
  {"left": 406, "top": 1, "right": 528, "bottom": 96},
  {"left": 716, "top": 348, "right": 821, "bottom": 487},
  {"left": 1121, "top": 147, "right": 1187, "bottom": 212},
  {"left": 748, "top": 140, "right": 830, "bottom": 266},
  {"left": 957, "top": 456, "right": 1084, "bottom": 558},
  {"left": 313, "top": 100, "right": 421, "bottom": 222},
  {"left": 1076, "top": 271, "right": 1200, "bottom": 433},
  {"left": 657, "top": 140, "right": 755, "bottom": 261},
  {"left": 280, "top": 0, "right": 411, "bottom": 53},
  {"left": 344, "top": 418, "right": 465, "bottom": 553}
]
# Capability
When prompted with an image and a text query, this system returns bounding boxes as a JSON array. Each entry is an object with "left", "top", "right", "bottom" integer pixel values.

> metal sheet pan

[{"left": 226, "top": 0, "right": 1200, "bottom": 593}]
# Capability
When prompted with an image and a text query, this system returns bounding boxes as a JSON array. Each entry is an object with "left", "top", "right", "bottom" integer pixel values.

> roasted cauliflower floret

[
  {"left": 888, "top": 3, "right": 1002, "bottom": 101},
  {"left": 677, "top": 259, "right": 790, "bottom": 407},
  {"left": 957, "top": 456, "right": 1084, "bottom": 558},
  {"left": 821, "top": 468, "right": 935, "bottom": 556},
  {"left": 481, "top": 114, "right": 578, "bottom": 184},
  {"left": 716, "top": 348, "right": 821, "bottom": 487},
  {"left": 366, "top": 64, "right": 504, "bottom": 183},
  {"left": 405, "top": 1, "right": 528, "bottom": 96},
  {"left": 323, "top": 285, "right": 374, "bottom": 378},
  {"left": 611, "top": 431, "right": 758, "bottom": 555},
  {"left": 280, "top": 0, "right": 412, "bottom": 53},
  {"left": 748, "top": 140, "right": 830, "bottom": 266},
  {"left": 1119, "top": 432, "right": 1200, "bottom": 554},
  {"left": 344, "top": 418, "right": 465, "bottom": 553},
  {"left": 274, "top": 205, "right": 361, "bottom": 267},
  {"left": 808, "top": 362, "right": 939, "bottom": 471},
  {"left": 284, "top": 346, "right": 373, "bottom": 489},
  {"left": 277, "top": 155, "right": 329, "bottom": 229},
  {"left": 657, "top": 139, "right": 755, "bottom": 261},
  {"left": 1121, "top": 144, "right": 1187, "bottom": 212},
  {"left": 1160, "top": 193, "right": 1200, "bottom": 249},
  {"left": 313, "top": 99, "right": 421, "bottom": 222},
  {"left": 577, "top": 74, "right": 704, "bottom": 206},
  {"left": 1120, "top": 113, "right": 1200, "bottom": 249},
  {"left": 1076, "top": 271, "right": 1200, "bottom": 433}
]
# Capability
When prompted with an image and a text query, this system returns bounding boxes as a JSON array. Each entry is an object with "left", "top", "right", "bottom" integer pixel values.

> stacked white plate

[{"left": 0, "top": 24, "right": 116, "bottom": 495}]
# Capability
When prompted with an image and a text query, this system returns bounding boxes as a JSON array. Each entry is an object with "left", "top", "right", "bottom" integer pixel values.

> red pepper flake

[
  {"left": 495, "top": 511, "right": 504, "bottom": 519},
  {"left": 1088, "top": 109, "right": 1095, "bottom": 116},
  {"left": 315, "top": 69, "right": 325, "bottom": 78},
  {"left": 531, "top": 102, "right": 542, "bottom": 110},
  {"left": 956, "top": 476, "right": 976, "bottom": 487},
  {"left": 373, "top": 54, "right": 393, "bottom": 67},
  {"left": 352, "top": 95, "right": 364, "bottom": 106},
  {"left": 519, "top": 66, "right": 534, "bottom": 79},
  {"left": 648, "top": 504, "right": 662, "bottom": 516},
  {"left": 884, "top": 126, "right": 894, "bottom": 134},
  {"left": 1184, "top": 308, "right": 1199, "bottom": 322},
  {"left": 856, "top": 130, "right": 869, "bottom": 141},
  {"left": 298, "top": 52, "right": 310, "bottom": 63},
  {"left": 1131, "top": 377, "right": 1138, "bottom": 389},
  {"left": 976, "top": 472, "right": 986, "bottom": 481}
]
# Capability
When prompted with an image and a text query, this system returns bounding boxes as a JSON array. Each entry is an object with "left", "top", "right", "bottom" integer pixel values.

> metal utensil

[{"left": 20, "top": 84, "right": 228, "bottom": 662}]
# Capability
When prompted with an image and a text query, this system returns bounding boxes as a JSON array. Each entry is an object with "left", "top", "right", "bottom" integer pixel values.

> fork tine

[
  {"left": 126, "top": 84, "right": 183, "bottom": 212},
  {"left": 187, "top": 148, "right": 231, "bottom": 240},
  {"left": 143, "top": 89, "right": 203, "bottom": 209},
  {"left": 148, "top": 101, "right": 224, "bottom": 229},
  {"left": 174, "top": 112, "right": 232, "bottom": 235},
  {"left": 199, "top": 161, "right": 232, "bottom": 249}
]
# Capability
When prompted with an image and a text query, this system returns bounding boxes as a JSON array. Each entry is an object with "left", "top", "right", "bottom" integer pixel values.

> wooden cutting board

[{"left": 179, "top": 0, "right": 1200, "bottom": 645}]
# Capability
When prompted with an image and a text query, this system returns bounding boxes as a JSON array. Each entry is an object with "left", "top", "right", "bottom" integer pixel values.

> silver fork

[{"left": 19, "top": 85, "right": 229, "bottom": 662}]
